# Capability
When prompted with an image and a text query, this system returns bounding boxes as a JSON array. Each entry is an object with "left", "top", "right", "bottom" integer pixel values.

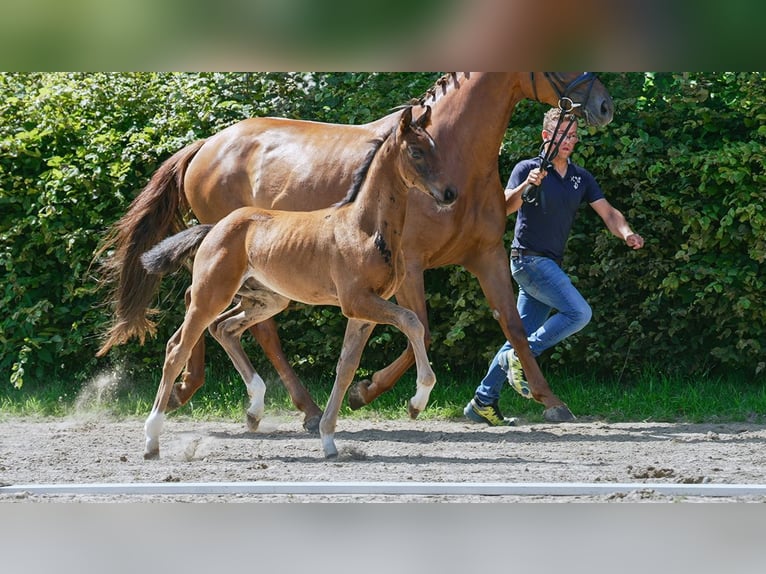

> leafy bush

[
  {"left": 546, "top": 73, "right": 765, "bottom": 378},
  {"left": 1, "top": 72, "right": 763, "bottom": 392}
]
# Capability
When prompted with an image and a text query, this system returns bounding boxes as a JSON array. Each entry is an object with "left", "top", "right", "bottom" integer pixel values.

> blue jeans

[{"left": 473, "top": 254, "right": 592, "bottom": 405}]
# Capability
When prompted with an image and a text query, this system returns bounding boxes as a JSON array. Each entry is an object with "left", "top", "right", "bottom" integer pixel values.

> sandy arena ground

[{"left": 2, "top": 410, "right": 766, "bottom": 502}]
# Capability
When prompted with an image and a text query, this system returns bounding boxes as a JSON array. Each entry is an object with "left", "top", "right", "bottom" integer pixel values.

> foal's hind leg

[
  {"left": 144, "top": 302, "right": 224, "bottom": 459},
  {"left": 208, "top": 290, "right": 290, "bottom": 432},
  {"left": 173, "top": 297, "right": 324, "bottom": 433},
  {"left": 165, "top": 286, "right": 206, "bottom": 412}
]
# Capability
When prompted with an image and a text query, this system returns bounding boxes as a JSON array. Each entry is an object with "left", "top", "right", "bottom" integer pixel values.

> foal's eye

[{"left": 408, "top": 147, "right": 424, "bottom": 160}]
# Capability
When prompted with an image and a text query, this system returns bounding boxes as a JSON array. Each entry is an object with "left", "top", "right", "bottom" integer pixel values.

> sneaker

[
  {"left": 463, "top": 398, "right": 516, "bottom": 426},
  {"left": 499, "top": 348, "right": 532, "bottom": 399}
]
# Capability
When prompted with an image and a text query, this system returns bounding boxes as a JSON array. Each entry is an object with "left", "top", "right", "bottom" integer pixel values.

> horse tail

[
  {"left": 95, "top": 138, "right": 207, "bottom": 357},
  {"left": 140, "top": 225, "right": 213, "bottom": 276}
]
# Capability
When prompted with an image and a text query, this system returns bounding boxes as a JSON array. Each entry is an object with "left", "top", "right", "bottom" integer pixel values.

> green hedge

[{"left": 1, "top": 72, "right": 763, "bottom": 390}]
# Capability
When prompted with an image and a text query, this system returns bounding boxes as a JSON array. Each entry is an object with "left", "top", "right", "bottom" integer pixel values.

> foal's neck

[{"left": 351, "top": 143, "right": 410, "bottom": 241}]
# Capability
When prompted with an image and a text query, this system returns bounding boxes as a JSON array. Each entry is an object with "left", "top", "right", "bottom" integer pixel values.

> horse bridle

[{"left": 522, "top": 72, "right": 597, "bottom": 208}]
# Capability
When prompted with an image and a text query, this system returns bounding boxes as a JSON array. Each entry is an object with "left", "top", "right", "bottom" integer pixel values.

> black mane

[
  {"left": 392, "top": 72, "right": 469, "bottom": 111},
  {"left": 334, "top": 131, "right": 390, "bottom": 208}
]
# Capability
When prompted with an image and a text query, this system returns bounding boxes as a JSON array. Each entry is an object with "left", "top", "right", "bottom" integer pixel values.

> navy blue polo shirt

[{"left": 507, "top": 158, "right": 605, "bottom": 263}]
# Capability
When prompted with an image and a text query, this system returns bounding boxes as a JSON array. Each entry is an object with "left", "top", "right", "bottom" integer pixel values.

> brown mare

[
  {"left": 98, "top": 73, "right": 614, "bottom": 431},
  {"left": 139, "top": 107, "right": 455, "bottom": 458}
]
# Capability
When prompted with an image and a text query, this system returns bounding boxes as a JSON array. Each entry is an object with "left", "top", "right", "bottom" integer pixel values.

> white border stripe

[{"left": 2, "top": 481, "right": 766, "bottom": 497}]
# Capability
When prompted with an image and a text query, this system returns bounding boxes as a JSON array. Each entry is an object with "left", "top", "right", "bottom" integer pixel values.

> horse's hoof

[
  {"left": 303, "top": 414, "right": 322, "bottom": 434},
  {"left": 407, "top": 400, "right": 421, "bottom": 419},
  {"left": 543, "top": 405, "right": 576, "bottom": 423},
  {"left": 144, "top": 449, "right": 160, "bottom": 460},
  {"left": 246, "top": 412, "right": 261, "bottom": 432},
  {"left": 347, "top": 380, "right": 370, "bottom": 410}
]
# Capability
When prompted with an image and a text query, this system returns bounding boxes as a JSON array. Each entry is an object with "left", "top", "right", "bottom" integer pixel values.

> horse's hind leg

[
  {"left": 348, "top": 344, "right": 417, "bottom": 410},
  {"left": 249, "top": 319, "right": 323, "bottom": 433},
  {"left": 320, "top": 319, "right": 375, "bottom": 458},
  {"left": 208, "top": 291, "right": 290, "bottom": 432}
]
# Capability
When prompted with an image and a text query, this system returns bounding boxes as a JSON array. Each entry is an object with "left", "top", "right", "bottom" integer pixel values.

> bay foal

[{"left": 140, "top": 107, "right": 456, "bottom": 458}]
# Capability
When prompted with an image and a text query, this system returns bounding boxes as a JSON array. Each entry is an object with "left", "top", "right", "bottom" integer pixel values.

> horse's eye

[{"left": 408, "top": 147, "right": 424, "bottom": 160}]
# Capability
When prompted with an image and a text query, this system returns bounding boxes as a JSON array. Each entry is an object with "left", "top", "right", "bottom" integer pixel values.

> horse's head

[
  {"left": 396, "top": 106, "right": 458, "bottom": 207},
  {"left": 527, "top": 73, "right": 614, "bottom": 127}
]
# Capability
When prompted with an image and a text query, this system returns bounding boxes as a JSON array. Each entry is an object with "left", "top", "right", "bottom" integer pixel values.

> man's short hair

[{"left": 543, "top": 107, "right": 578, "bottom": 132}]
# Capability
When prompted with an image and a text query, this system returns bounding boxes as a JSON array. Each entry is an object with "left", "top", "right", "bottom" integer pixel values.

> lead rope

[
  {"left": 520, "top": 103, "right": 578, "bottom": 211},
  {"left": 522, "top": 73, "right": 597, "bottom": 210}
]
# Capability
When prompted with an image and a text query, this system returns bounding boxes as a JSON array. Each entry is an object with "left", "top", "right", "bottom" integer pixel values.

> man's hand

[
  {"left": 526, "top": 167, "right": 547, "bottom": 186},
  {"left": 625, "top": 233, "right": 644, "bottom": 249}
]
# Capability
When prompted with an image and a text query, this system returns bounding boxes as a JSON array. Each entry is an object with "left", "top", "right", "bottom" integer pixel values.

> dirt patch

[{"left": 2, "top": 413, "right": 765, "bottom": 502}]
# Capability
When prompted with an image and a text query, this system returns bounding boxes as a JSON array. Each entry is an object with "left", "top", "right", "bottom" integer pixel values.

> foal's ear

[
  {"left": 413, "top": 105, "right": 432, "bottom": 130},
  {"left": 399, "top": 106, "right": 414, "bottom": 133}
]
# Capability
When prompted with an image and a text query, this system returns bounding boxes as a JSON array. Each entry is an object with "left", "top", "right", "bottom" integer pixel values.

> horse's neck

[{"left": 428, "top": 73, "right": 524, "bottom": 177}]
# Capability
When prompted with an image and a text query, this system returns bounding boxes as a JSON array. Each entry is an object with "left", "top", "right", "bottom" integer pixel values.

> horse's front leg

[
  {"left": 248, "top": 318, "right": 323, "bottom": 433},
  {"left": 465, "top": 246, "right": 574, "bottom": 420},
  {"left": 347, "top": 266, "right": 427, "bottom": 410},
  {"left": 320, "top": 319, "right": 375, "bottom": 458}
]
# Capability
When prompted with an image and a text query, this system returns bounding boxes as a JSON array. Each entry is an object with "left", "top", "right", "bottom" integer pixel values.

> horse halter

[
  {"left": 530, "top": 72, "right": 597, "bottom": 115},
  {"left": 522, "top": 73, "right": 597, "bottom": 208}
]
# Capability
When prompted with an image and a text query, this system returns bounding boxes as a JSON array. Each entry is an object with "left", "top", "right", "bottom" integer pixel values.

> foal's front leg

[
  {"left": 389, "top": 305, "right": 436, "bottom": 418},
  {"left": 343, "top": 294, "right": 436, "bottom": 419},
  {"left": 320, "top": 319, "right": 375, "bottom": 458}
]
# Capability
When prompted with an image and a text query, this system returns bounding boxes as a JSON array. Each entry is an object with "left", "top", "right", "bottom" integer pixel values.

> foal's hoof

[
  {"left": 246, "top": 412, "right": 261, "bottom": 432},
  {"left": 407, "top": 400, "right": 421, "bottom": 419},
  {"left": 322, "top": 437, "right": 338, "bottom": 458},
  {"left": 543, "top": 405, "right": 576, "bottom": 423},
  {"left": 347, "top": 380, "right": 371, "bottom": 410},
  {"left": 143, "top": 449, "right": 160, "bottom": 460}
]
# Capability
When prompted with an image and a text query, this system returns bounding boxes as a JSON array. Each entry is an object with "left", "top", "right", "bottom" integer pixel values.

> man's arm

[
  {"left": 504, "top": 167, "right": 546, "bottom": 215},
  {"left": 590, "top": 198, "right": 644, "bottom": 249}
]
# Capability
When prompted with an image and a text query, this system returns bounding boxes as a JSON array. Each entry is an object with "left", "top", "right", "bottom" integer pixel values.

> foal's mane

[
  {"left": 332, "top": 74, "right": 468, "bottom": 209},
  {"left": 334, "top": 126, "right": 394, "bottom": 208}
]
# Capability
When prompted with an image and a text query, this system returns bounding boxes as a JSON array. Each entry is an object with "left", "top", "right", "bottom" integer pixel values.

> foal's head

[
  {"left": 336, "top": 106, "right": 458, "bottom": 209},
  {"left": 393, "top": 106, "right": 458, "bottom": 207}
]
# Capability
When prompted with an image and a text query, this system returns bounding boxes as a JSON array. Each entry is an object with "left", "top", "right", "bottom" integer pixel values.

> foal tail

[
  {"left": 140, "top": 225, "right": 213, "bottom": 276},
  {"left": 95, "top": 139, "right": 207, "bottom": 357}
]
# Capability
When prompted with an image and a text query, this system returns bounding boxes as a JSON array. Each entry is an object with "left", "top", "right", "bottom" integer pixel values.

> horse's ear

[{"left": 414, "top": 106, "right": 432, "bottom": 129}]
